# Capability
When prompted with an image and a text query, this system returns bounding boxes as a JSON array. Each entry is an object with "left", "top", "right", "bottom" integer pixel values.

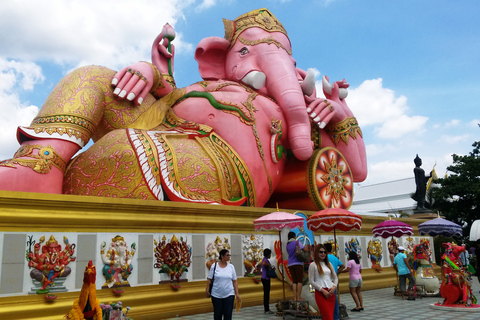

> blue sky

[{"left": 0, "top": 0, "right": 478, "bottom": 187}]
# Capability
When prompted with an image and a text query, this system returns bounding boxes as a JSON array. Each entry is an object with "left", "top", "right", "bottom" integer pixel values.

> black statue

[{"left": 412, "top": 155, "right": 431, "bottom": 211}]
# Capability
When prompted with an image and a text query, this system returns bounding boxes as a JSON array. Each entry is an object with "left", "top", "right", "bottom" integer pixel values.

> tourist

[
  {"left": 393, "top": 246, "right": 415, "bottom": 300},
  {"left": 345, "top": 251, "right": 363, "bottom": 311},
  {"left": 205, "top": 249, "right": 241, "bottom": 320},
  {"left": 308, "top": 244, "right": 338, "bottom": 320},
  {"left": 261, "top": 248, "right": 275, "bottom": 314},
  {"left": 286, "top": 231, "right": 309, "bottom": 301},
  {"left": 325, "top": 243, "right": 345, "bottom": 320}
]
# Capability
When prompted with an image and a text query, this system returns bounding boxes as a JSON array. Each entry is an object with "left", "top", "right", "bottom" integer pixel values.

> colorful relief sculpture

[
  {"left": 65, "top": 260, "right": 102, "bottom": 320},
  {"left": 26, "top": 235, "right": 76, "bottom": 294},
  {"left": 367, "top": 238, "right": 383, "bottom": 272},
  {"left": 154, "top": 235, "right": 191, "bottom": 283},
  {"left": 387, "top": 237, "right": 399, "bottom": 264},
  {"left": 437, "top": 242, "right": 478, "bottom": 307},
  {"left": 206, "top": 236, "right": 231, "bottom": 269},
  {"left": 345, "top": 238, "right": 361, "bottom": 259},
  {"left": 242, "top": 234, "right": 264, "bottom": 276},
  {"left": 100, "top": 235, "right": 136, "bottom": 288},
  {"left": 404, "top": 236, "right": 415, "bottom": 255},
  {"left": 411, "top": 238, "right": 439, "bottom": 296},
  {"left": 0, "top": 8, "right": 367, "bottom": 212}
]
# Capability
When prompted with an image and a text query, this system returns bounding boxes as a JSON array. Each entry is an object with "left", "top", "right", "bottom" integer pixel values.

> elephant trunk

[{"left": 264, "top": 61, "right": 313, "bottom": 161}]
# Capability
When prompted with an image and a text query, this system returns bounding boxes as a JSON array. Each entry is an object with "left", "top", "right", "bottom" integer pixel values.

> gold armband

[
  {"left": 141, "top": 62, "right": 177, "bottom": 99},
  {"left": 324, "top": 117, "right": 362, "bottom": 146},
  {"left": 0, "top": 144, "right": 66, "bottom": 174}
]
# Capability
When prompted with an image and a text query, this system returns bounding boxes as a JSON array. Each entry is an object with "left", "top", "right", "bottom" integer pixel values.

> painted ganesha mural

[{"left": 0, "top": 8, "right": 367, "bottom": 211}]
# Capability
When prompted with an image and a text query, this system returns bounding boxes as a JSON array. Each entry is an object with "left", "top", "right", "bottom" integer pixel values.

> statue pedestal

[{"left": 411, "top": 212, "right": 440, "bottom": 220}]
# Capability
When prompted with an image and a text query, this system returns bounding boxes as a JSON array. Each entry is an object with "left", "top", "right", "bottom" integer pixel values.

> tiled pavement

[{"left": 169, "top": 280, "right": 480, "bottom": 320}]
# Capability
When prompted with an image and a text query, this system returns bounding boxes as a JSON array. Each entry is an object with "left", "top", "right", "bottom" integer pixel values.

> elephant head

[{"left": 194, "top": 8, "right": 314, "bottom": 161}]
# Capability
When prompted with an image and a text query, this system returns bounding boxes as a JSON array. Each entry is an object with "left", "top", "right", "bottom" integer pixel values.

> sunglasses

[
  {"left": 318, "top": 251, "right": 326, "bottom": 254},
  {"left": 225, "top": 254, "right": 231, "bottom": 256}
]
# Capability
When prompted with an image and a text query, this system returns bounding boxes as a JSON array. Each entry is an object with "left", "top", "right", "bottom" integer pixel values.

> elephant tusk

[
  {"left": 323, "top": 75, "right": 349, "bottom": 99},
  {"left": 322, "top": 75, "right": 333, "bottom": 96},
  {"left": 241, "top": 71, "right": 266, "bottom": 90},
  {"left": 339, "top": 87, "right": 348, "bottom": 99},
  {"left": 300, "top": 68, "right": 315, "bottom": 96}
]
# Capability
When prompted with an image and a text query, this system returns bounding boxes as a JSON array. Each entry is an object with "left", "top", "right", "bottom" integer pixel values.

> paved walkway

[{"left": 169, "top": 279, "right": 480, "bottom": 320}]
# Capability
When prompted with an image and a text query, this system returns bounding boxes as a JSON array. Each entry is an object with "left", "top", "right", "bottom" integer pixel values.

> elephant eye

[{"left": 239, "top": 47, "right": 249, "bottom": 56}]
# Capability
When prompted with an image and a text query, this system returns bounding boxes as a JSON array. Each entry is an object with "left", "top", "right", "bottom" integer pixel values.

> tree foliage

[{"left": 432, "top": 141, "right": 480, "bottom": 238}]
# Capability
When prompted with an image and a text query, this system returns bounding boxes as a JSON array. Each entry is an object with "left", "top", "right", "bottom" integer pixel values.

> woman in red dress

[{"left": 308, "top": 244, "right": 338, "bottom": 320}]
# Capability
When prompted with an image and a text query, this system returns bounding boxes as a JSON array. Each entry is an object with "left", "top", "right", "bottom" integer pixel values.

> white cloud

[
  {"left": 469, "top": 119, "right": 480, "bottom": 127},
  {"left": 0, "top": 58, "right": 42, "bottom": 159},
  {"left": 346, "top": 78, "right": 428, "bottom": 139},
  {"left": 438, "top": 134, "right": 470, "bottom": 145},
  {"left": 445, "top": 119, "right": 460, "bottom": 127},
  {"left": 0, "top": 0, "right": 195, "bottom": 70}
]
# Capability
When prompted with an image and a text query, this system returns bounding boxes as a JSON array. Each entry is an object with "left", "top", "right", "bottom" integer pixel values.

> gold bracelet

[
  {"left": 0, "top": 144, "right": 67, "bottom": 174},
  {"left": 324, "top": 117, "right": 362, "bottom": 146}
]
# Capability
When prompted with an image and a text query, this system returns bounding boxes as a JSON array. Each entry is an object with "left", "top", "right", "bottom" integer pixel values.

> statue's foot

[{"left": 0, "top": 140, "right": 80, "bottom": 194}]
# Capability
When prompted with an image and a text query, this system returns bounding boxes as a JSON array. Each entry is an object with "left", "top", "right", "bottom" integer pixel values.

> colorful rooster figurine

[{"left": 66, "top": 260, "right": 102, "bottom": 320}]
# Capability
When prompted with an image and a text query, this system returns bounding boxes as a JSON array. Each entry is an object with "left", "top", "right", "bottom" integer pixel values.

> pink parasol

[
  {"left": 372, "top": 220, "right": 413, "bottom": 238},
  {"left": 254, "top": 211, "right": 304, "bottom": 301},
  {"left": 254, "top": 211, "right": 305, "bottom": 231}
]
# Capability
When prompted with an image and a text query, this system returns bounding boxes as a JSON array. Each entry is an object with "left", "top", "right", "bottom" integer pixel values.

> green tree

[{"left": 432, "top": 141, "right": 480, "bottom": 238}]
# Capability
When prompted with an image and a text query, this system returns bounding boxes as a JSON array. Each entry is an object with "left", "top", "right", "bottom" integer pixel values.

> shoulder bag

[
  {"left": 208, "top": 262, "right": 217, "bottom": 297},
  {"left": 267, "top": 266, "right": 277, "bottom": 278},
  {"left": 295, "top": 241, "right": 310, "bottom": 262}
]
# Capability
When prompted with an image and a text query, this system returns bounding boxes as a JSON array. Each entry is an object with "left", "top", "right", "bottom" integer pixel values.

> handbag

[
  {"left": 208, "top": 262, "right": 217, "bottom": 296},
  {"left": 267, "top": 267, "right": 277, "bottom": 279},
  {"left": 295, "top": 241, "right": 310, "bottom": 262}
]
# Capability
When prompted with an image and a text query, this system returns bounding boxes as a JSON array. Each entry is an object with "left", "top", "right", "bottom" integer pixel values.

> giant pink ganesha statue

[{"left": 0, "top": 9, "right": 367, "bottom": 209}]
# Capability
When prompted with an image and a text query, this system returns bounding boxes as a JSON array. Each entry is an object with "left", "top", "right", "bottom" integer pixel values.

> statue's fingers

[
  {"left": 127, "top": 77, "right": 147, "bottom": 103},
  {"left": 135, "top": 78, "right": 151, "bottom": 106},
  {"left": 121, "top": 71, "right": 142, "bottom": 99},
  {"left": 114, "top": 69, "right": 134, "bottom": 97},
  {"left": 112, "top": 67, "right": 128, "bottom": 87},
  {"left": 319, "top": 110, "right": 336, "bottom": 129}
]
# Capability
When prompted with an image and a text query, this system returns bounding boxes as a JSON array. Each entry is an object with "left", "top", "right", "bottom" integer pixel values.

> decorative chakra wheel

[{"left": 307, "top": 147, "right": 353, "bottom": 209}]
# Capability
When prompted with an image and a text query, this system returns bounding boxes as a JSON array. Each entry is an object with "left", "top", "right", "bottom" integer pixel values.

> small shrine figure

[
  {"left": 205, "top": 236, "right": 231, "bottom": 269},
  {"left": 154, "top": 235, "right": 192, "bottom": 283},
  {"left": 26, "top": 235, "right": 76, "bottom": 293},
  {"left": 345, "top": 238, "right": 361, "bottom": 259},
  {"left": 100, "top": 235, "right": 136, "bottom": 288},
  {"left": 387, "top": 238, "right": 399, "bottom": 264},
  {"left": 412, "top": 238, "right": 439, "bottom": 295},
  {"left": 367, "top": 238, "right": 383, "bottom": 272},
  {"left": 242, "top": 234, "right": 264, "bottom": 276}
]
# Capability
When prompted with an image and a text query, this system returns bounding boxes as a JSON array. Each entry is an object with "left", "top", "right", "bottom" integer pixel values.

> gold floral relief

[{"left": 63, "top": 129, "right": 155, "bottom": 199}]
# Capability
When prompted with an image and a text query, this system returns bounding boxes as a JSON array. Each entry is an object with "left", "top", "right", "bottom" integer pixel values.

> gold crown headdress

[{"left": 223, "top": 8, "right": 288, "bottom": 46}]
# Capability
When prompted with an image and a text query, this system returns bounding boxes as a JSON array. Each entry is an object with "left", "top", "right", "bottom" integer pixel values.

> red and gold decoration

[
  {"left": 154, "top": 235, "right": 191, "bottom": 285},
  {"left": 268, "top": 147, "right": 353, "bottom": 211},
  {"left": 26, "top": 235, "right": 76, "bottom": 294}
]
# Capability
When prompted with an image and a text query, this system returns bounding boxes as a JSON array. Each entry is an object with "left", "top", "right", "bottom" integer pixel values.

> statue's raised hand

[
  {"left": 304, "top": 76, "right": 352, "bottom": 128},
  {"left": 112, "top": 62, "right": 154, "bottom": 106}
]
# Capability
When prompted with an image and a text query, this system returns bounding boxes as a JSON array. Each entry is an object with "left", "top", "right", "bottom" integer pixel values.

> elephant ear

[{"left": 195, "top": 36, "right": 231, "bottom": 80}]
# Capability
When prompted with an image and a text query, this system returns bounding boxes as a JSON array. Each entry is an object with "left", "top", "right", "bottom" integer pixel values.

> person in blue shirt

[
  {"left": 325, "top": 243, "right": 346, "bottom": 320},
  {"left": 393, "top": 246, "right": 415, "bottom": 300}
]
